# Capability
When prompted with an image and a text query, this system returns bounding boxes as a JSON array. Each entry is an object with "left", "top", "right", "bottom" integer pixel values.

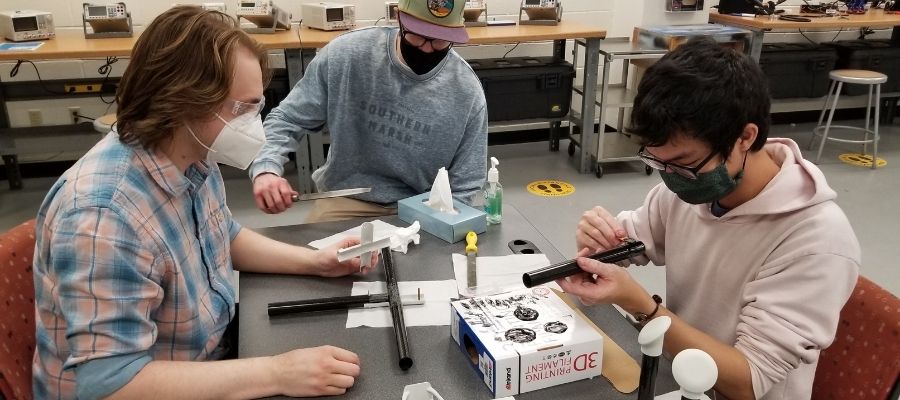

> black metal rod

[
  {"left": 522, "top": 240, "right": 646, "bottom": 288},
  {"left": 382, "top": 247, "right": 413, "bottom": 370},
  {"left": 267, "top": 293, "right": 389, "bottom": 316},
  {"left": 638, "top": 354, "right": 660, "bottom": 400}
]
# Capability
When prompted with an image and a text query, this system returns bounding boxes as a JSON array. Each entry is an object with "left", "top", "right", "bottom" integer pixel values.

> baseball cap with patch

[{"left": 398, "top": 0, "right": 469, "bottom": 44}]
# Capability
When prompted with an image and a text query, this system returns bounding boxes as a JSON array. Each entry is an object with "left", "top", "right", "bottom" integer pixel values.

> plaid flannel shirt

[{"left": 32, "top": 133, "right": 241, "bottom": 399}]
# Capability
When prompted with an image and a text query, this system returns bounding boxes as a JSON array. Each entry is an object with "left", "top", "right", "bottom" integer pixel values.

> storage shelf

[
  {"left": 574, "top": 84, "right": 638, "bottom": 108},
  {"left": 487, "top": 117, "right": 568, "bottom": 133}
]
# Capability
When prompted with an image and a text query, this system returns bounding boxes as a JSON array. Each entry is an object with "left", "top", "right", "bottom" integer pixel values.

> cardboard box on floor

[{"left": 450, "top": 288, "right": 603, "bottom": 398}]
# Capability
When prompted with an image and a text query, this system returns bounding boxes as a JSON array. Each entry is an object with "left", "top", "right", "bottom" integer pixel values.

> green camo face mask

[{"left": 660, "top": 164, "right": 743, "bottom": 204}]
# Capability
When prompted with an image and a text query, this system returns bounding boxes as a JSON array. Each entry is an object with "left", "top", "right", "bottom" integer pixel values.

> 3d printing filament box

[{"left": 450, "top": 288, "right": 603, "bottom": 398}]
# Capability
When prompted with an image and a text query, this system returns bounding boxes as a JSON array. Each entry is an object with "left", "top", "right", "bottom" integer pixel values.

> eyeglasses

[
  {"left": 227, "top": 96, "right": 266, "bottom": 117},
  {"left": 401, "top": 28, "right": 451, "bottom": 51},
  {"left": 638, "top": 146, "right": 718, "bottom": 180}
]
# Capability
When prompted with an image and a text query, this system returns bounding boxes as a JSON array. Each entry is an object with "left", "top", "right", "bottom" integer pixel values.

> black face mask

[{"left": 399, "top": 36, "right": 450, "bottom": 75}]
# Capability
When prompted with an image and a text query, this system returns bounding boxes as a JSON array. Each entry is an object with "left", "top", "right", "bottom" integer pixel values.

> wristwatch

[{"left": 634, "top": 294, "right": 663, "bottom": 325}]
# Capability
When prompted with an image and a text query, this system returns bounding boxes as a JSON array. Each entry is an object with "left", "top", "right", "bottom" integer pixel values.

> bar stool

[
  {"left": 809, "top": 69, "right": 887, "bottom": 169},
  {"left": 93, "top": 113, "right": 117, "bottom": 134}
]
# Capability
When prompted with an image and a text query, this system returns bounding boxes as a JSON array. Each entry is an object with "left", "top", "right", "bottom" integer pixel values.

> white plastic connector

[
  {"left": 672, "top": 349, "right": 718, "bottom": 400},
  {"left": 638, "top": 315, "right": 671, "bottom": 357},
  {"left": 390, "top": 221, "right": 420, "bottom": 254},
  {"left": 401, "top": 382, "right": 445, "bottom": 400}
]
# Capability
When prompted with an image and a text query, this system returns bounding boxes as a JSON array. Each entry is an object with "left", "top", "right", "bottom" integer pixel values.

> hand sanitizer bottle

[{"left": 483, "top": 157, "right": 502, "bottom": 224}]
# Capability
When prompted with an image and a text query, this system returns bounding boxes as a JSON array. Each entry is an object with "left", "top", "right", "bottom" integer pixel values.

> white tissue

[{"left": 426, "top": 167, "right": 458, "bottom": 215}]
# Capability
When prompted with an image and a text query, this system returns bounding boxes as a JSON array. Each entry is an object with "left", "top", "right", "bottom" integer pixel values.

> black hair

[{"left": 630, "top": 37, "right": 770, "bottom": 160}]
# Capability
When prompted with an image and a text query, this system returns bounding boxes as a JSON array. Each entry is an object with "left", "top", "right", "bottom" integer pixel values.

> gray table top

[{"left": 239, "top": 206, "right": 677, "bottom": 399}]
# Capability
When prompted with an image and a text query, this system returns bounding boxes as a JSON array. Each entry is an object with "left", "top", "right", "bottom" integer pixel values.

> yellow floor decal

[
  {"left": 527, "top": 180, "right": 575, "bottom": 197},
  {"left": 838, "top": 153, "right": 887, "bottom": 168}
]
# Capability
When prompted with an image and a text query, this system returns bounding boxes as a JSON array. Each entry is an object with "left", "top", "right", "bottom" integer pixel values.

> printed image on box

[{"left": 450, "top": 288, "right": 603, "bottom": 398}]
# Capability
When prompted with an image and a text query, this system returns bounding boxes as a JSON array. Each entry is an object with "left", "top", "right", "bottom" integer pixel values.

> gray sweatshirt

[{"left": 250, "top": 27, "right": 488, "bottom": 205}]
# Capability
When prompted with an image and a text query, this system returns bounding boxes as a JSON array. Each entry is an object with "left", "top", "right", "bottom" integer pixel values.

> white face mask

[{"left": 188, "top": 112, "right": 266, "bottom": 170}]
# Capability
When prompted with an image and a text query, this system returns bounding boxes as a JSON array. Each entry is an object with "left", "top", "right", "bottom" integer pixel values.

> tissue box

[
  {"left": 450, "top": 288, "right": 603, "bottom": 398},
  {"left": 397, "top": 193, "right": 486, "bottom": 243}
]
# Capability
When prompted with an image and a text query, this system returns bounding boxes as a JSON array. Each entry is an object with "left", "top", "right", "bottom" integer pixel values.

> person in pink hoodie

[{"left": 561, "top": 37, "right": 860, "bottom": 400}]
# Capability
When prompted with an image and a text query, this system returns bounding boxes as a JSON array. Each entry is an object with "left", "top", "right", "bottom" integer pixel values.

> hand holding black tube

[{"left": 522, "top": 239, "right": 645, "bottom": 288}]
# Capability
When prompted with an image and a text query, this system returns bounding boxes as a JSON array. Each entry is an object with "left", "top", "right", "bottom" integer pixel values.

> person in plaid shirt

[{"left": 32, "top": 7, "right": 375, "bottom": 399}]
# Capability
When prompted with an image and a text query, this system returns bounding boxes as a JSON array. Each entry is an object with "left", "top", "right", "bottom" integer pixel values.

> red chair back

[
  {"left": 0, "top": 219, "right": 37, "bottom": 400},
  {"left": 812, "top": 276, "right": 900, "bottom": 400}
]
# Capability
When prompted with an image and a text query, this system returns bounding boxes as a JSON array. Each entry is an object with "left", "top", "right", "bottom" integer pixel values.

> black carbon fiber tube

[
  {"left": 382, "top": 248, "right": 413, "bottom": 370},
  {"left": 638, "top": 353, "right": 660, "bottom": 400},
  {"left": 522, "top": 239, "right": 646, "bottom": 288},
  {"left": 267, "top": 293, "right": 389, "bottom": 316}
]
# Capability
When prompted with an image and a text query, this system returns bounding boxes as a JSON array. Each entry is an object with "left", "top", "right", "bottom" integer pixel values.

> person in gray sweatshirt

[{"left": 249, "top": 0, "right": 487, "bottom": 222}]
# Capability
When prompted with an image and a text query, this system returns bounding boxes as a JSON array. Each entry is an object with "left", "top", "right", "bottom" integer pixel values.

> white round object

[
  {"left": 637, "top": 316, "right": 671, "bottom": 357},
  {"left": 672, "top": 348, "right": 718, "bottom": 399}
]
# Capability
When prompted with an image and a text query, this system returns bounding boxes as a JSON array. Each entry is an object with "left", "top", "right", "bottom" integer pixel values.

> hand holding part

[
  {"left": 523, "top": 238, "right": 645, "bottom": 288},
  {"left": 320, "top": 237, "right": 379, "bottom": 277},
  {"left": 252, "top": 173, "right": 296, "bottom": 214},
  {"left": 576, "top": 206, "right": 628, "bottom": 251}
]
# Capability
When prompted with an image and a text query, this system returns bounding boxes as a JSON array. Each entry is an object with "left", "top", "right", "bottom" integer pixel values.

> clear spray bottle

[{"left": 483, "top": 157, "right": 502, "bottom": 224}]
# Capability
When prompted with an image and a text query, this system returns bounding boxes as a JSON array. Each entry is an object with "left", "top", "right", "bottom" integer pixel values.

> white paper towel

[
  {"left": 346, "top": 280, "right": 459, "bottom": 328},
  {"left": 451, "top": 253, "right": 561, "bottom": 297}
]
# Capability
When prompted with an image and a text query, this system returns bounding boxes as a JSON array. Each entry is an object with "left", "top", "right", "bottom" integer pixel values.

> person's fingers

[
  {"left": 557, "top": 277, "right": 593, "bottom": 299},
  {"left": 276, "top": 181, "right": 295, "bottom": 208},
  {"left": 330, "top": 359, "right": 362, "bottom": 378},
  {"left": 254, "top": 193, "right": 268, "bottom": 212},
  {"left": 346, "top": 258, "right": 362, "bottom": 272},
  {"left": 261, "top": 191, "right": 278, "bottom": 214},
  {"left": 269, "top": 191, "right": 287, "bottom": 213},
  {"left": 328, "top": 346, "right": 361, "bottom": 365},
  {"left": 326, "top": 374, "right": 356, "bottom": 389},
  {"left": 576, "top": 257, "right": 617, "bottom": 277},
  {"left": 556, "top": 277, "right": 574, "bottom": 292},
  {"left": 575, "top": 229, "right": 604, "bottom": 252},
  {"left": 584, "top": 218, "right": 616, "bottom": 249},
  {"left": 319, "top": 386, "right": 347, "bottom": 396},
  {"left": 577, "top": 218, "right": 613, "bottom": 250},
  {"left": 576, "top": 247, "right": 592, "bottom": 258},
  {"left": 565, "top": 270, "right": 590, "bottom": 286},
  {"left": 338, "top": 237, "right": 361, "bottom": 248},
  {"left": 581, "top": 207, "right": 627, "bottom": 249},
  {"left": 594, "top": 207, "right": 627, "bottom": 239},
  {"left": 279, "top": 192, "right": 294, "bottom": 209}
]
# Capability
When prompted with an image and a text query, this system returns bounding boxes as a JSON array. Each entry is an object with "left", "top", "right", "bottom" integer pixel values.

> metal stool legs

[{"left": 810, "top": 80, "right": 881, "bottom": 170}]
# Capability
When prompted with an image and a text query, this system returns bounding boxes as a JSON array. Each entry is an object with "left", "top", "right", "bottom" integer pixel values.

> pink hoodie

[{"left": 618, "top": 138, "right": 860, "bottom": 399}]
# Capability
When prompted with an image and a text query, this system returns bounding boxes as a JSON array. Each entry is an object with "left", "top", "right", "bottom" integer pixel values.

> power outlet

[
  {"left": 68, "top": 107, "right": 81, "bottom": 124},
  {"left": 28, "top": 109, "right": 43, "bottom": 126}
]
